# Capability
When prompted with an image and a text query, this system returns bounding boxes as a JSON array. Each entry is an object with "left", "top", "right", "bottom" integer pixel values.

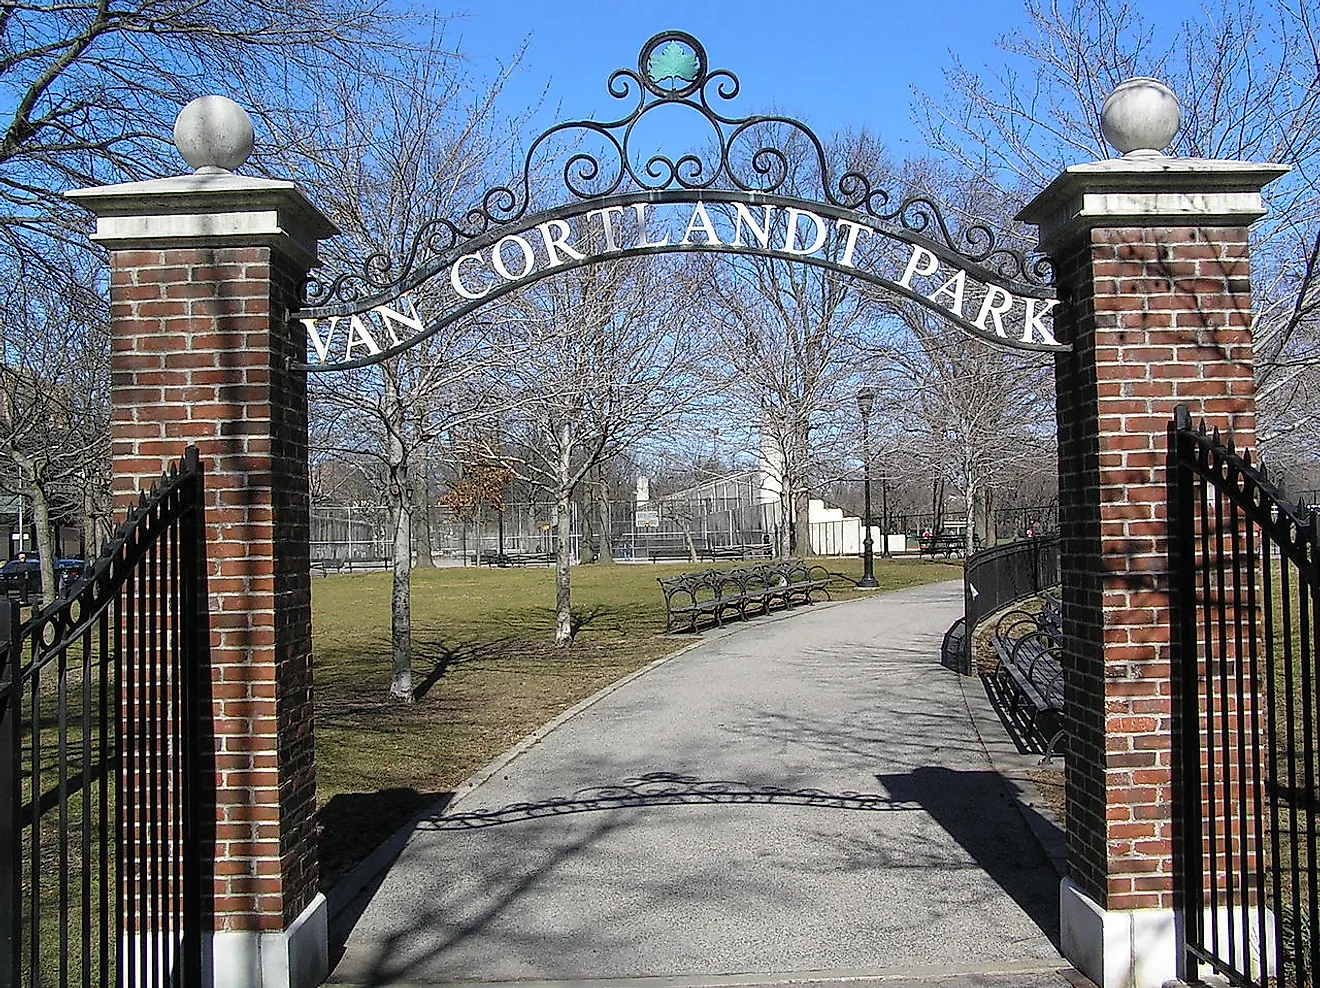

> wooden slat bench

[
  {"left": 657, "top": 559, "right": 832, "bottom": 633},
  {"left": 989, "top": 596, "right": 1066, "bottom": 761},
  {"left": 646, "top": 546, "right": 696, "bottom": 563},
  {"left": 919, "top": 533, "right": 965, "bottom": 558},
  {"left": 696, "top": 544, "right": 774, "bottom": 562},
  {"left": 312, "top": 557, "right": 390, "bottom": 575},
  {"left": 479, "top": 551, "right": 556, "bottom": 567}
]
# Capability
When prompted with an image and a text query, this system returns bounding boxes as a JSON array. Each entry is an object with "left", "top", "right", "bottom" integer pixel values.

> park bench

[
  {"left": 512, "top": 551, "right": 556, "bottom": 566},
  {"left": 311, "top": 557, "right": 345, "bottom": 577},
  {"left": 696, "top": 544, "right": 774, "bottom": 562},
  {"left": 919, "top": 533, "right": 965, "bottom": 559},
  {"left": 479, "top": 550, "right": 555, "bottom": 567},
  {"left": 989, "top": 593, "right": 1066, "bottom": 761},
  {"left": 340, "top": 558, "right": 390, "bottom": 574},
  {"left": 656, "top": 558, "right": 832, "bottom": 633},
  {"left": 646, "top": 546, "right": 696, "bottom": 563}
]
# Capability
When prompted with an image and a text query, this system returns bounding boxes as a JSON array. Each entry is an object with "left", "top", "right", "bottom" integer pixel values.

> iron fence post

[
  {"left": 180, "top": 447, "right": 210, "bottom": 981},
  {"left": 0, "top": 598, "right": 18, "bottom": 988},
  {"left": 1167, "top": 405, "right": 1201, "bottom": 983}
]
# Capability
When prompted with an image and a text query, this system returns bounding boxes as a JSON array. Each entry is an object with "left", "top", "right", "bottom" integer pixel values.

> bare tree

[
  {"left": 701, "top": 129, "right": 894, "bottom": 556},
  {"left": 491, "top": 254, "right": 703, "bottom": 646},
  {"left": 265, "top": 34, "right": 537, "bottom": 700},
  {"left": 877, "top": 305, "right": 1055, "bottom": 554},
  {"left": 0, "top": 0, "right": 423, "bottom": 281},
  {"left": 916, "top": 0, "right": 1320, "bottom": 466},
  {"left": 0, "top": 266, "right": 110, "bottom": 602},
  {"left": 0, "top": 1, "right": 491, "bottom": 619}
]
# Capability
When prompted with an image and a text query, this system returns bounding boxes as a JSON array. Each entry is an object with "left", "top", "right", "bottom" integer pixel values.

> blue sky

[{"left": 446, "top": 0, "right": 1211, "bottom": 157}]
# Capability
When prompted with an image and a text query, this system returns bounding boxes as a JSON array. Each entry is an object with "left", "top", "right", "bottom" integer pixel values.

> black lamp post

[{"left": 857, "top": 387, "right": 879, "bottom": 588}]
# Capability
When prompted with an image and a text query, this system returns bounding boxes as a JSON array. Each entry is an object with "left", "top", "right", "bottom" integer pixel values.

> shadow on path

[
  {"left": 331, "top": 768, "right": 1060, "bottom": 985},
  {"left": 877, "top": 766, "right": 1061, "bottom": 945}
]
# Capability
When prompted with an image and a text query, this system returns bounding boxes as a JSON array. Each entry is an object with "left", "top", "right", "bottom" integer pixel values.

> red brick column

[
  {"left": 1021, "top": 159, "right": 1287, "bottom": 988},
  {"left": 69, "top": 166, "right": 336, "bottom": 987}
]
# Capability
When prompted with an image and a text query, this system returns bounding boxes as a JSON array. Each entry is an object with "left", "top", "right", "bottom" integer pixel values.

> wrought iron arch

[{"left": 296, "top": 31, "right": 1061, "bottom": 372}]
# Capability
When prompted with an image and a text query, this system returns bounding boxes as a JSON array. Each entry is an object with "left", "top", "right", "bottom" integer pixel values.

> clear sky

[{"left": 446, "top": 0, "right": 1211, "bottom": 157}]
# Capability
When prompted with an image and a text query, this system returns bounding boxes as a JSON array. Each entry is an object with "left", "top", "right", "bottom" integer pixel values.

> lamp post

[{"left": 857, "top": 387, "right": 878, "bottom": 588}]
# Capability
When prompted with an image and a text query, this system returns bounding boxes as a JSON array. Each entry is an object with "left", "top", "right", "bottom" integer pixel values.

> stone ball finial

[
  {"left": 173, "top": 96, "right": 254, "bottom": 172},
  {"left": 1101, "top": 78, "right": 1181, "bottom": 157}
]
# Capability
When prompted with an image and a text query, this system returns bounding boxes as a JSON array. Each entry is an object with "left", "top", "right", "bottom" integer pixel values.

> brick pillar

[
  {"left": 1020, "top": 157, "right": 1288, "bottom": 987},
  {"left": 69, "top": 153, "right": 337, "bottom": 987}
]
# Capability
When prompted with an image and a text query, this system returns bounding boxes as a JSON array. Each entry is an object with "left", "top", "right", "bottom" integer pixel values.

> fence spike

[{"left": 1197, "top": 418, "right": 1208, "bottom": 436}]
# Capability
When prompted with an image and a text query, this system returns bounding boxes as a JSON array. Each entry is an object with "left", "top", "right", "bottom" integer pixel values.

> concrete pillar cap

[{"left": 1016, "top": 155, "right": 1291, "bottom": 252}]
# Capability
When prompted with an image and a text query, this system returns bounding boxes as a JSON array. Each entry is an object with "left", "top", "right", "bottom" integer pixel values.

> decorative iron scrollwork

[
  {"left": 1171, "top": 406, "right": 1320, "bottom": 571},
  {"left": 302, "top": 31, "right": 1052, "bottom": 311},
  {"left": 5, "top": 447, "right": 204, "bottom": 684}
]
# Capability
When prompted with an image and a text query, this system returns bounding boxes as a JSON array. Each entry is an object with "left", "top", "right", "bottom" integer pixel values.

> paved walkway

[{"left": 329, "top": 580, "right": 1074, "bottom": 987}]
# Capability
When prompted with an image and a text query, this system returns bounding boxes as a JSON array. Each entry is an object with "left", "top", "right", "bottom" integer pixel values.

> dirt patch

[{"left": 1027, "top": 765, "right": 1066, "bottom": 826}]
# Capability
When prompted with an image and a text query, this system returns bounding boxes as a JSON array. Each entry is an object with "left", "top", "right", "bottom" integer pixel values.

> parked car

[{"left": 2, "top": 554, "right": 86, "bottom": 602}]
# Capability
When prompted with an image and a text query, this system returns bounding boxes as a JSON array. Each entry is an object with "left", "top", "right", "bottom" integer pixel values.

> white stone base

[
  {"left": 1060, "top": 879, "right": 1279, "bottom": 988},
  {"left": 1060, "top": 878, "right": 1178, "bottom": 988},
  {"left": 1197, "top": 900, "right": 1278, "bottom": 984},
  {"left": 206, "top": 894, "right": 328, "bottom": 988}
]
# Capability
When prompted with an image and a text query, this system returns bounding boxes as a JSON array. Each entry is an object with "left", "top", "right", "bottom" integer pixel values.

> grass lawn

[{"left": 312, "top": 555, "right": 962, "bottom": 888}]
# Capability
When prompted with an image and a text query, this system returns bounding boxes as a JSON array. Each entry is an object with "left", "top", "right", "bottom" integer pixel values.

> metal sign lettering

[{"left": 296, "top": 31, "right": 1062, "bottom": 372}]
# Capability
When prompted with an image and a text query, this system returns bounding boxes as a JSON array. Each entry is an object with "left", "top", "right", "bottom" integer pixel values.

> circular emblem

[{"left": 639, "top": 31, "right": 705, "bottom": 98}]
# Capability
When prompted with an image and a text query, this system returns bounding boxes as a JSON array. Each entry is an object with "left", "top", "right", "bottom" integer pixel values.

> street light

[{"left": 857, "top": 387, "right": 879, "bottom": 589}]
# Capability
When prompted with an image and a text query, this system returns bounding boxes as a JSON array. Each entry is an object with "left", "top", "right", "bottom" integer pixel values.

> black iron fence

[
  {"left": 1169, "top": 408, "right": 1320, "bottom": 987},
  {"left": 0, "top": 448, "right": 210, "bottom": 988},
  {"left": 958, "top": 535, "right": 1061, "bottom": 674}
]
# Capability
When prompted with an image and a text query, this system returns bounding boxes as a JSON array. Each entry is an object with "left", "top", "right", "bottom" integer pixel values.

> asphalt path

[{"left": 329, "top": 579, "right": 1067, "bottom": 987}]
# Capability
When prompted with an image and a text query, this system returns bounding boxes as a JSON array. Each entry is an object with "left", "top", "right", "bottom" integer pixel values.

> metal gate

[
  {"left": 1169, "top": 407, "right": 1320, "bottom": 987},
  {"left": 0, "top": 447, "right": 210, "bottom": 987}
]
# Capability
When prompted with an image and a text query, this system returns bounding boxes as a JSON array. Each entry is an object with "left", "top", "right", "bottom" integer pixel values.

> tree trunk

[
  {"left": 594, "top": 474, "right": 614, "bottom": 564},
  {"left": 681, "top": 522, "right": 698, "bottom": 563},
  {"left": 14, "top": 454, "right": 57, "bottom": 604},
  {"left": 554, "top": 421, "right": 574, "bottom": 646},
  {"left": 389, "top": 491, "right": 412, "bottom": 701},
  {"left": 963, "top": 476, "right": 977, "bottom": 557},
  {"left": 81, "top": 475, "right": 105, "bottom": 558},
  {"left": 30, "top": 471, "right": 57, "bottom": 605},
  {"left": 793, "top": 487, "right": 811, "bottom": 559},
  {"left": 413, "top": 435, "right": 434, "bottom": 568},
  {"left": 554, "top": 491, "right": 573, "bottom": 646},
  {"left": 578, "top": 490, "right": 597, "bottom": 564},
  {"left": 384, "top": 371, "right": 413, "bottom": 701},
  {"left": 776, "top": 487, "right": 792, "bottom": 559}
]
